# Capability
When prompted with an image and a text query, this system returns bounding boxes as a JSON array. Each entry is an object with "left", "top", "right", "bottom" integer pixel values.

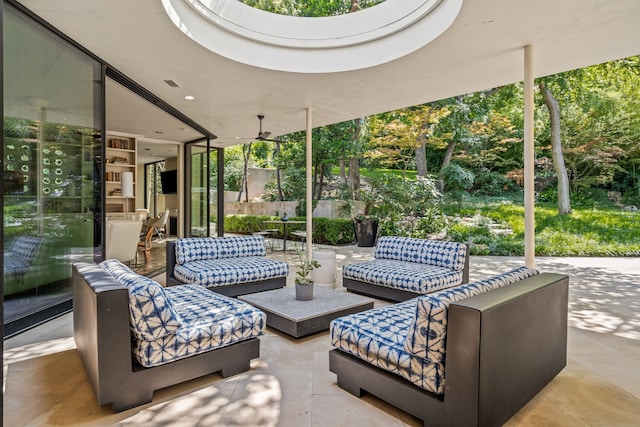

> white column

[
  {"left": 306, "top": 108, "right": 313, "bottom": 259},
  {"left": 524, "top": 45, "right": 535, "bottom": 268}
]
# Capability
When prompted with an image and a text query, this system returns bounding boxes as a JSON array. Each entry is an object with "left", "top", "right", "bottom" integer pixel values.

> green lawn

[{"left": 442, "top": 198, "right": 640, "bottom": 256}]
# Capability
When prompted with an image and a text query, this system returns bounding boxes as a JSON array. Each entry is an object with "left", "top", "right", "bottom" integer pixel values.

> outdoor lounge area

[
  {"left": 4, "top": 1, "right": 640, "bottom": 425},
  {"left": 4, "top": 243, "right": 640, "bottom": 426}
]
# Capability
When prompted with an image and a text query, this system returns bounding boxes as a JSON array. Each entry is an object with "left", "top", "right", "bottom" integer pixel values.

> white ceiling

[{"left": 17, "top": 0, "right": 640, "bottom": 159}]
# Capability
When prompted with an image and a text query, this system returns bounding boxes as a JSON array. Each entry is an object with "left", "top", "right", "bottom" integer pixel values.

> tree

[
  {"left": 236, "top": 142, "right": 253, "bottom": 202},
  {"left": 367, "top": 106, "right": 449, "bottom": 181},
  {"left": 539, "top": 80, "right": 572, "bottom": 214}
]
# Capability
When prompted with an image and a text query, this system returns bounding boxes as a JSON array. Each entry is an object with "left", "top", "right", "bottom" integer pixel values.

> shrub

[
  {"left": 224, "top": 214, "right": 274, "bottom": 234},
  {"left": 473, "top": 170, "right": 520, "bottom": 196},
  {"left": 312, "top": 217, "right": 355, "bottom": 245},
  {"left": 223, "top": 215, "right": 355, "bottom": 245}
]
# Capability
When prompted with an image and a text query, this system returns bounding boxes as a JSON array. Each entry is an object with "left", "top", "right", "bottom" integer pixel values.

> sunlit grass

[{"left": 443, "top": 198, "right": 640, "bottom": 256}]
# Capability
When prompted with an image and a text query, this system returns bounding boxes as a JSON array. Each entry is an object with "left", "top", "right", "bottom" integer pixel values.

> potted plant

[
  {"left": 353, "top": 190, "right": 381, "bottom": 247},
  {"left": 294, "top": 252, "right": 320, "bottom": 301}
]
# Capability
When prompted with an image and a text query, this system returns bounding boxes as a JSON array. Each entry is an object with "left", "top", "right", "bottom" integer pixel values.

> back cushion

[
  {"left": 403, "top": 266, "right": 539, "bottom": 364},
  {"left": 175, "top": 236, "right": 267, "bottom": 265},
  {"left": 11, "top": 236, "right": 44, "bottom": 263},
  {"left": 375, "top": 236, "right": 467, "bottom": 271},
  {"left": 100, "top": 259, "right": 182, "bottom": 341}
]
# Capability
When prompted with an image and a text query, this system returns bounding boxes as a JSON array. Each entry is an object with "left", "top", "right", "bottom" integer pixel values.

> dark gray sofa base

[
  {"left": 330, "top": 273, "right": 569, "bottom": 427},
  {"left": 72, "top": 263, "right": 261, "bottom": 412},
  {"left": 343, "top": 243, "right": 470, "bottom": 303},
  {"left": 165, "top": 240, "right": 286, "bottom": 297},
  {"left": 343, "top": 278, "right": 424, "bottom": 302}
]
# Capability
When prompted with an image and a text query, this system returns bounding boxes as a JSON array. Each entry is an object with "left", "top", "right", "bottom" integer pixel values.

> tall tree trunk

[
  {"left": 339, "top": 159, "right": 346, "bottom": 182},
  {"left": 237, "top": 142, "right": 252, "bottom": 202},
  {"left": 317, "top": 163, "right": 325, "bottom": 200},
  {"left": 438, "top": 140, "right": 456, "bottom": 192},
  {"left": 540, "top": 82, "right": 572, "bottom": 215},
  {"left": 416, "top": 142, "right": 428, "bottom": 177},
  {"left": 347, "top": 157, "right": 360, "bottom": 197},
  {"left": 275, "top": 141, "right": 284, "bottom": 201}
]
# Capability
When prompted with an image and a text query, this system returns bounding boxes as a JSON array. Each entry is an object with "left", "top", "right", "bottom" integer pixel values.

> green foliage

[
  {"left": 472, "top": 170, "right": 520, "bottom": 196},
  {"left": 223, "top": 215, "right": 355, "bottom": 245},
  {"left": 313, "top": 217, "right": 355, "bottom": 244},
  {"left": 441, "top": 164, "right": 474, "bottom": 203},
  {"left": 443, "top": 197, "right": 640, "bottom": 256},
  {"left": 294, "top": 251, "right": 320, "bottom": 285},
  {"left": 238, "top": 0, "right": 386, "bottom": 17},
  {"left": 409, "top": 210, "right": 448, "bottom": 238},
  {"left": 223, "top": 214, "right": 275, "bottom": 234}
]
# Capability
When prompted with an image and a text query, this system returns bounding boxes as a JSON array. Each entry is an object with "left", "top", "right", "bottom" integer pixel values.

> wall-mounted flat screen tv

[{"left": 160, "top": 170, "right": 178, "bottom": 194}]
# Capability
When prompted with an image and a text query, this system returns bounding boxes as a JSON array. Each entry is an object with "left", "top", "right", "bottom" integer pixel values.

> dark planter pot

[
  {"left": 295, "top": 282, "right": 314, "bottom": 301},
  {"left": 354, "top": 219, "right": 378, "bottom": 247}
]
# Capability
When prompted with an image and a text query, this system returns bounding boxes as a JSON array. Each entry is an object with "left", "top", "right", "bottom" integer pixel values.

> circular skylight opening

[{"left": 162, "top": 0, "right": 463, "bottom": 73}]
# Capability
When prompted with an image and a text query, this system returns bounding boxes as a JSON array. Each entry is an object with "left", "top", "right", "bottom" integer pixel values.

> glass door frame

[{"left": 184, "top": 138, "right": 224, "bottom": 237}]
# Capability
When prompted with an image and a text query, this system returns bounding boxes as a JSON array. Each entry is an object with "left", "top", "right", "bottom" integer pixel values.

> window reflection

[{"left": 3, "top": 6, "right": 102, "bottom": 334}]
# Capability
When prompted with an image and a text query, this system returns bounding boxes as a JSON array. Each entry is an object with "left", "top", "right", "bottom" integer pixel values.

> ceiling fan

[
  {"left": 231, "top": 115, "right": 296, "bottom": 143},
  {"left": 254, "top": 114, "right": 277, "bottom": 141}
]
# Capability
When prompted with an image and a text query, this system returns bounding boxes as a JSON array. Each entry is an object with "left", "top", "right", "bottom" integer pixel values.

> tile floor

[{"left": 4, "top": 246, "right": 640, "bottom": 426}]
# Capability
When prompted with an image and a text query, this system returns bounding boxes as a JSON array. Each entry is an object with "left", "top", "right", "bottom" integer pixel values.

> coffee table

[{"left": 238, "top": 286, "right": 374, "bottom": 338}]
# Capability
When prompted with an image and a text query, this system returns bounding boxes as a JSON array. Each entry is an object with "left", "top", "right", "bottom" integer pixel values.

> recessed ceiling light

[{"left": 184, "top": 95, "right": 195, "bottom": 100}]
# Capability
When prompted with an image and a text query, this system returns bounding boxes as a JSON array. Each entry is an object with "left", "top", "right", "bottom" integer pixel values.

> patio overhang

[{"left": 16, "top": 0, "right": 640, "bottom": 145}]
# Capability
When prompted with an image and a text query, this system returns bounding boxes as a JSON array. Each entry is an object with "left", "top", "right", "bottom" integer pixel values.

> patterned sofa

[
  {"left": 166, "top": 235, "right": 289, "bottom": 297},
  {"left": 330, "top": 267, "right": 569, "bottom": 427},
  {"left": 72, "top": 259, "right": 267, "bottom": 412},
  {"left": 3, "top": 235, "right": 44, "bottom": 282},
  {"left": 342, "top": 236, "right": 470, "bottom": 302}
]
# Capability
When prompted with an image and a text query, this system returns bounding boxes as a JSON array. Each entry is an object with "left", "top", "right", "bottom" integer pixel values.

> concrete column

[{"left": 524, "top": 45, "right": 535, "bottom": 268}]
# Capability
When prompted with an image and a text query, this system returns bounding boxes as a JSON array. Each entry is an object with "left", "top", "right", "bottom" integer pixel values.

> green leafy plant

[{"left": 294, "top": 251, "right": 320, "bottom": 286}]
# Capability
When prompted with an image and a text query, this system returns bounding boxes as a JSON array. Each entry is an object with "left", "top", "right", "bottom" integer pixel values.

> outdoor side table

[{"left": 312, "top": 249, "right": 337, "bottom": 288}]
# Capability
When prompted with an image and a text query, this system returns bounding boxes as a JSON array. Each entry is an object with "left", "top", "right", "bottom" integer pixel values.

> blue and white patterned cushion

[
  {"left": 174, "top": 256, "right": 289, "bottom": 287},
  {"left": 374, "top": 236, "right": 467, "bottom": 271},
  {"left": 175, "top": 236, "right": 267, "bottom": 265},
  {"left": 133, "top": 284, "right": 267, "bottom": 367},
  {"left": 342, "top": 259, "right": 463, "bottom": 294},
  {"left": 3, "top": 254, "right": 31, "bottom": 276},
  {"left": 100, "top": 259, "right": 182, "bottom": 341},
  {"left": 330, "top": 300, "right": 447, "bottom": 395},
  {"left": 403, "top": 266, "right": 539, "bottom": 365},
  {"left": 331, "top": 266, "right": 539, "bottom": 395},
  {"left": 10, "top": 236, "right": 44, "bottom": 263},
  {"left": 4, "top": 236, "right": 44, "bottom": 275}
]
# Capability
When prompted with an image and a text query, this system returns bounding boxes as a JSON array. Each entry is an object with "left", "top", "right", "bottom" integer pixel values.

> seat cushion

[
  {"left": 174, "top": 236, "right": 267, "bottom": 265},
  {"left": 3, "top": 253, "right": 31, "bottom": 276},
  {"left": 374, "top": 236, "right": 467, "bottom": 271},
  {"left": 133, "top": 284, "right": 267, "bottom": 367},
  {"left": 403, "top": 266, "right": 539, "bottom": 365},
  {"left": 342, "top": 259, "right": 463, "bottom": 294},
  {"left": 10, "top": 236, "right": 44, "bottom": 263},
  {"left": 174, "top": 256, "right": 289, "bottom": 288},
  {"left": 332, "top": 266, "right": 539, "bottom": 395},
  {"left": 330, "top": 300, "right": 445, "bottom": 395},
  {"left": 100, "top": 259, "right": 182, "bottom": 341}
]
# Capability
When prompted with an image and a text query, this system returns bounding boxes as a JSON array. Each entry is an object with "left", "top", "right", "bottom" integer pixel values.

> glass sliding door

[
  {"left": 3, "top": 4, "right": 103, "bottom": 335},
  {"left": 185, "top": 140, "right": 220, "bottom": 237},
  {"left": 144, "top": 161, "right": 165, "bottom": 219}
]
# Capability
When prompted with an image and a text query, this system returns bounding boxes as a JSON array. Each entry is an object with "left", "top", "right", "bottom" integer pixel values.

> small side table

[{"left": 312, "top": 249, "right": 337, "bottom": 288}]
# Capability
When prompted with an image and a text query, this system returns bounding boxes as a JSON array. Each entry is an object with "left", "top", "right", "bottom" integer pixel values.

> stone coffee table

[{"left": 238, "top": 286, "right": 374, "bottom": 338}]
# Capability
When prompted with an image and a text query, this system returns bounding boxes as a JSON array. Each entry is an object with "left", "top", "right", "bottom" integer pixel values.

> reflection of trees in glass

[{"left": 237, "top": 0, "right": 386, "bottom": 17}]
